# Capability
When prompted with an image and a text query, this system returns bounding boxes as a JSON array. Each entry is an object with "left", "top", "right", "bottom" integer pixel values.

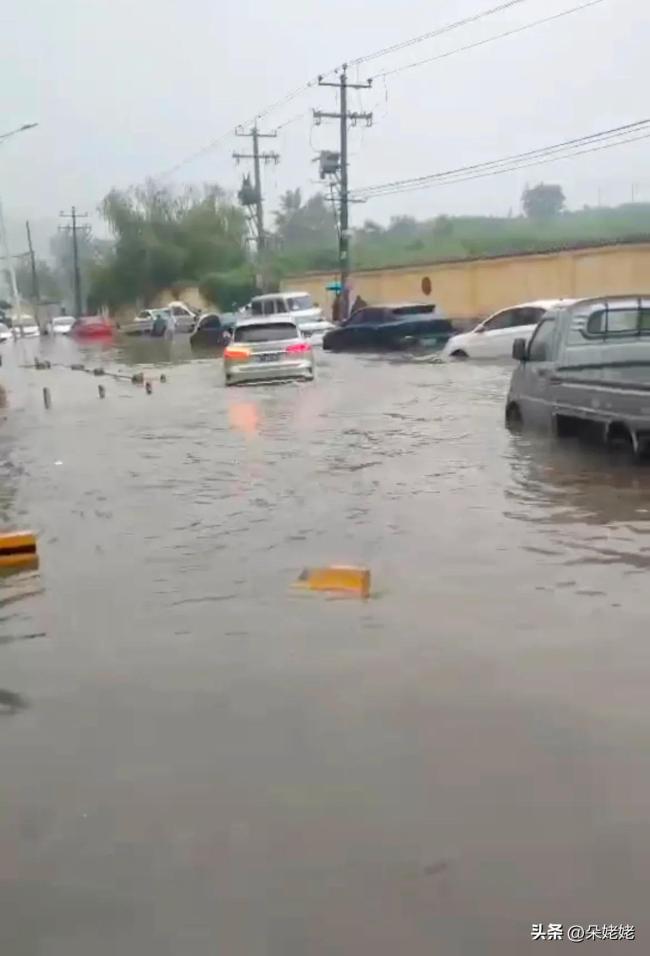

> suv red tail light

[{"left": 285, "top": 342, "right": 311, "bottom": 354}]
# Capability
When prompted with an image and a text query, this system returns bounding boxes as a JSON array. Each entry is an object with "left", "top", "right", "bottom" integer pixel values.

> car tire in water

[
  {"left": 450, "top": 349, "right": 468, "bottom": 359},
  {"left": 505, "top": 402, "right": 523, "bottom": 431}
]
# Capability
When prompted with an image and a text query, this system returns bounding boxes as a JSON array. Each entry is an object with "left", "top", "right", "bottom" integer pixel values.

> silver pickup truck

[{"left": 506, "top": 295, "right": 650, "bottom": 458}]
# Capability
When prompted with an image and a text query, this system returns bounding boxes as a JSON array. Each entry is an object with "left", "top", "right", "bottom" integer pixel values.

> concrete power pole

[
  {"left": 233, "top": 125, "right": 280, "bottom": 255},
  {"left": 315, "top": 66, "right": 372, "bottom": 322},
  {"left": 25, "top": 221, "right": 41, "bottom": 330},
  {"left": 59, "top": 206, "right": 89, "bottom": 319}
]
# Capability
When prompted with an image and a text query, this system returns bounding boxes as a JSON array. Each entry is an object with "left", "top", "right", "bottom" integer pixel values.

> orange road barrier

[
  {"left": 294, "top": 565, "right": 371, "bottom": 598},
  {"left": 0, "top": 531, "right": 38, "bottom": 569}
]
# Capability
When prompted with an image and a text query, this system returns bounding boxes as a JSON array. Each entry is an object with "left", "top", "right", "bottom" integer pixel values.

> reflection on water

[{"left": 0, "top": 337, "right": 650, "bottom": 954}]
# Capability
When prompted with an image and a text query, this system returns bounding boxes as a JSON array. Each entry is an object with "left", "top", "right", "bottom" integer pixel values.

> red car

[{"left": 70, "top": 317, "right": 114, "bottom": 340}]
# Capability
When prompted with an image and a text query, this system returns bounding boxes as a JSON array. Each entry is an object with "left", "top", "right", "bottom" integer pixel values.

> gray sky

[{"left": 1, "top": 0, "right": 648, "bottom": 256}]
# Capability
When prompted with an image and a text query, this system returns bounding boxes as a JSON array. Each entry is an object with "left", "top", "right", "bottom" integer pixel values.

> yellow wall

[{"left": 282, "top": 243, "right": 650, "bottom": 323}]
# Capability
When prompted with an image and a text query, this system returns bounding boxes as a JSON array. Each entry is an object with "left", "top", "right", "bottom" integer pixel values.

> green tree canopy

[
  {"left": 274, "top": 189, "right": 337, "bottom": 251},
  {"left": 522, "top": 183, "right": 566, "bottom": 219},
  {"left": 90, "top": 181, "right": 251, "bottom": 310}
]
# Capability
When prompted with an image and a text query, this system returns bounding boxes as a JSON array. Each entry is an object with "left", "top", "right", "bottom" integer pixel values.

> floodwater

[{"left": 1, "top": 334, "right": 649, "bottom": 955}]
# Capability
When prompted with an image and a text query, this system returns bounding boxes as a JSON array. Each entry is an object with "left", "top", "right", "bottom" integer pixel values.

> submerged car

[
  {"left": 51, "top": 315, "right": 75, "bottom": 335},
  {"left": 442, "top": 299, "right": 573, "bottom": 360},
  {"left": 70, "top": 316, "right": 114, "bottom": 340},
  {"left": 506, "top": 295, "right": 650, "bottom": 457},
  {"left": 167, "top": 301, "right": 199, "bottom": 332},
  {"left": 9, "top": 314, "right": 40, "bottom": 337},
  {"left": 322, "top": 303, "right": 453, "bottom": 351},
  {"left": 223, "top": 317, "right": 314, "bottom": 386},
  {"left": 248, "top": 292, "right": 332, "bottom": 341},
  {"left": 122, "top": 308, "right": 162, "bottom": 336},
  {"left": 189, "top": 313, "right": 229, "bottom": 348}
]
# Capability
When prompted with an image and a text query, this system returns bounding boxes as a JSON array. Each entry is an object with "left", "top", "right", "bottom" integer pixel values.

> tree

[
  {"left": 89, "top": 181, "right": 249, "bottom": 310},
  {"left": 273, "top": 190, "right": 337, "bottom": 251},
  {"left": 15, "top": 257, "right": 61, "bottom": 301},
  {"left": 522, "top": 183, "right": 566, "bottom": 219}
]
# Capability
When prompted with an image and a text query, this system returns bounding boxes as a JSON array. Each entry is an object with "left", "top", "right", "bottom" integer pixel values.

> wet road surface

[{"left": 1, "top": 334, "right": 649, "bottom": 955}]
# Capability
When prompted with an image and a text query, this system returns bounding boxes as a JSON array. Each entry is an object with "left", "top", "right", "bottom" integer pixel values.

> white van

[{"left": 249, "top": 292, "right": 334, "bottom": 341}]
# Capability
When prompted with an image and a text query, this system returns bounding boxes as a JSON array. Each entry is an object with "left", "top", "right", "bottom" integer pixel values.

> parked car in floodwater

[
  {"left": 189, "top": 313, "right": 229, "bottom": 348},
  {"left": 122, "top": 308, "right": 164, "bottom": 336},
  {"left": 249, "top": 291, "right": 333, "bottom": 342},
  {"left": 442, "top": 299, "right": 574, "bottom": 360},
  {"left": 506, "top": 295, "right": 650, "bottom": 458},
  {"left": 8, "top": 314, "right": 40, "bottom": 337},
  {"left": 224, "top": 317, "right": 314, "bottom": 386},
  {"left": 322, "top": 304, "right": 453, "bottom": 352},
  {"left": 51, "top": 315, "right": 75, "bottom": 334},
  {"left": 167, "top": 301, "right": 199, "bottom": 332}
]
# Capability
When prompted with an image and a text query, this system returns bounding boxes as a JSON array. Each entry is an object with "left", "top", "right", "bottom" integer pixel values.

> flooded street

[{"left": 1, "top": 335, "right": 649, "bottom": 955}]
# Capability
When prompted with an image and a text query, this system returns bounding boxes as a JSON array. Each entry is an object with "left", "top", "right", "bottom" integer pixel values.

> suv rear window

[
  {"left": 392, "top": 305, "right": 436, "bottom": 316},
  {"left": 234, "top": 323, "right": 297, "bottom": 343}
]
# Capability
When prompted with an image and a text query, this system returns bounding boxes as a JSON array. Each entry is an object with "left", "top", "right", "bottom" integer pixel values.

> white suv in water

[{"left": 442, "top": 299, "right": 574, "bottom": 360}]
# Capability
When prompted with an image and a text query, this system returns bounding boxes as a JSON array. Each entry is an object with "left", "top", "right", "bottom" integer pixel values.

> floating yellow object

[
  {"left": 0, "top": 531, "right": 38, "bottom": 569},
  {"left": 294, "top": 565, "right": 371, "bottom": 598}
]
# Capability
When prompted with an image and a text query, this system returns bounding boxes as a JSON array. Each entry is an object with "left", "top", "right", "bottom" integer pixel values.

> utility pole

[
  {"left": 25, "top": 221, "right": 41, "bottom": 331},
  {"left": 233, "top": 125, "right": 280, "bottom": 255},
  {"left": 314, "top": 66, "right": 372, "bottom": 321},
  {"left": 59, "top": 206, "right": 89, "bottom": 319}
]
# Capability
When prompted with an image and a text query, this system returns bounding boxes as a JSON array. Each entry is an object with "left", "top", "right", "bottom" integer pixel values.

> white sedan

[
  {"left": 52, "top": 315, "right": 75, "bottom": 334},
  {"left": 442, "top": 299, "right": 574, "bottom": 360}
]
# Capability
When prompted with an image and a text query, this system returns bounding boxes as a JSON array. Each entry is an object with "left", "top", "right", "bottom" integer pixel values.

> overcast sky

[{"left": 0, "top": 0, "right": 647, "bottom": 256}]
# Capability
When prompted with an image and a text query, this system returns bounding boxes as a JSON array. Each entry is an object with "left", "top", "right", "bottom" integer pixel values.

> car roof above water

[
  {"left": 559, "top": 294, "right": 650, "bottom": 313},
  {"left": 234, "top": 316, "right": 299, "bottom": 328},
  {"left": 251, "top": 291, "right": 310, "bottom": 301}
]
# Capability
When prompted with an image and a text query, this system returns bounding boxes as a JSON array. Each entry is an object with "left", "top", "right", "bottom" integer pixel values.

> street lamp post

[{"left": 0, "top": 123, "right": 38, "bottom": 331}]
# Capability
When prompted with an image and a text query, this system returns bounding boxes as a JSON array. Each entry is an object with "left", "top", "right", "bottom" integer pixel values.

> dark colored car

[
  {"left": 322, "top": 304, "right": 454, "bottom": 352},
  {"left": 189, "top": 313, "right": 229, "bottom": 348}
]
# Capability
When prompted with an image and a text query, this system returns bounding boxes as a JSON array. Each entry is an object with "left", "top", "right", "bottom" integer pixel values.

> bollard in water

[
  {"left": 0, "top": 354, "right": 3, "bottom": 367},
  {"left": 145, "top": 380, "right": 153, "bottom": 395},
  {"left": 131, "top": 372, "right": 144, "bottom": 385},
  {"left": 160, "top": 374, "right": 167, "bottom": 383},
  {"left": 98, "top": 384, "right": 106, "bottom": 399},
  {"left": 42, "top": 387, "right": 51, "bottom": 409}
]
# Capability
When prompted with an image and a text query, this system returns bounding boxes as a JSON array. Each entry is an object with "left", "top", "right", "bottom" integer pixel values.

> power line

[
  {"left": 349, "top": 0, "right": 534, "bottom": 67},
  {"left": 376, "top": 0, "right": 606, "bottom": 80},
  {"left": 152, "top": 0, "right": 541, "bottom": 180},
  {"left": 354, "top": 120, "right": 650, "bottom": 199}
]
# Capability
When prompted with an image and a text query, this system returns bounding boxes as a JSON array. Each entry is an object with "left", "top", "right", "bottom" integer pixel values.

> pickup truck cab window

[
  {"left": 528, "top": 317, "right": 556, "bottom": 362},
  {"left": 586, "top": 307, "right": 650, "bottom": 338}
]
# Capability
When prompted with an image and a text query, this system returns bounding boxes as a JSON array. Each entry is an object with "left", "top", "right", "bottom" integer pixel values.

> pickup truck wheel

[
  {"left": 605, "top": 420, "right": 648, "bottom": 461},
  {"left": 505, "top": 402, "right": 523, "bottom": 431},
  {"left": 450, "top": 349, "right": 468, "bottom": 359}
]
